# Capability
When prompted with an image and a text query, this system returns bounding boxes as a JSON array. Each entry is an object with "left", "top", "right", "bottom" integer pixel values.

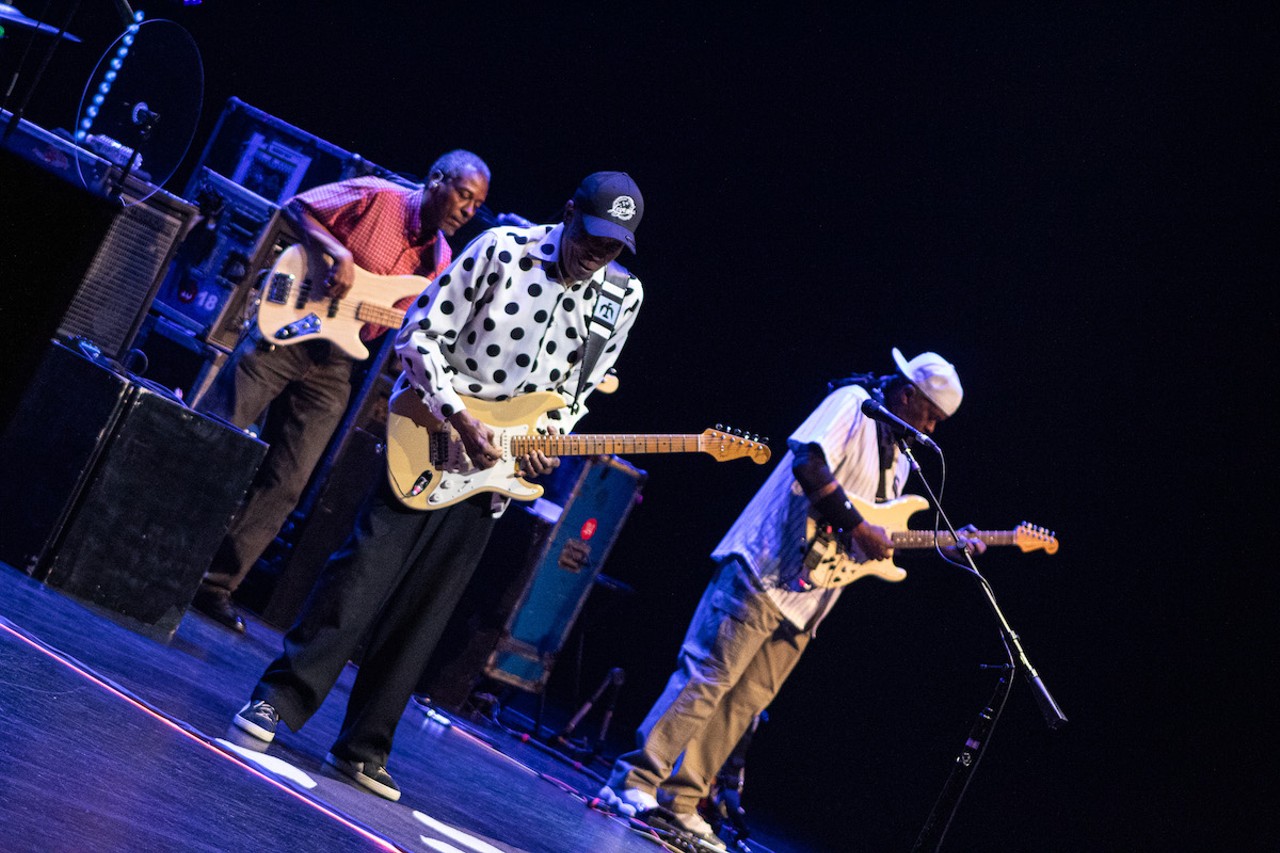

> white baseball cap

[{"left": 892, "top": 348, "right": 963, "bottom": 417}]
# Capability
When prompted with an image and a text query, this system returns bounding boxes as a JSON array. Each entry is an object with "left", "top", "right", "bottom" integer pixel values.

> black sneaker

[
  {"left": 232, "top": 700, "right": 279, "bottom": 744},
  {"left": 192, "top": 588, "right": 246, "bottom": 634},
  {"left": 324, "top": 753, "right": 401, "bottom": 802}
]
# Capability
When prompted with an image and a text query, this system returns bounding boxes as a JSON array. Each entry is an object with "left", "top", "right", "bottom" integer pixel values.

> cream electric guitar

[
  {"left": 256, "top": 245, "right": 428, "bottom": 360},
  {"left": 802, "top": 494, "right": 1059, "bottom": 588},
  {"left": 386, "top": 389, "right": 771, "bottom": 510}
]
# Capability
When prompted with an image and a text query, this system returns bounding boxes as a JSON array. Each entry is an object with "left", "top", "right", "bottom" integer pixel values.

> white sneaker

[
  {"left": 670, "top": 811, "right": 727, "bottom": 852},
  {"left": 597, "top": 785, "right": 659, "bottom": 817}
]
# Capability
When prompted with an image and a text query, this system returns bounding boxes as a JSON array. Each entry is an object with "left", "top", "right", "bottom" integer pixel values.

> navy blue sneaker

[
  {"left": 232, "top": 700, "right": 278, "bottom": 744},
  {"left": 325, "top": 753, "right": 401, "bottom": 802}
]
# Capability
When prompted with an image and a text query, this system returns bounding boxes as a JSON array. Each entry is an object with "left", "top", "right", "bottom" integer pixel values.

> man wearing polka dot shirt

[
  {"left": 191, "top": 151, "right": 491, "bottom": 635},
  {"left": 230, "top": 172, "right": 646, "bottom": 802}
]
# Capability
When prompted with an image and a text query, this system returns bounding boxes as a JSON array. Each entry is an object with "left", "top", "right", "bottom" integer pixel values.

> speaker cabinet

[
  {"left": 1, "top": 108, "right": 198, "bottom": 362},
  {"left": 0, "top": 147, "right": 118, "bottom": 436},
  {"left": 55, "top": 182, "right": 198, "bottom": 360},
  {"left": 0, "top": 341, "right": 267, "bottom": 641},
  {"left": 0, "top": 340, "right": 131, "bottom": 571},
  {"left": 422, "top": 456, "right": 646, "bottom": 706}
]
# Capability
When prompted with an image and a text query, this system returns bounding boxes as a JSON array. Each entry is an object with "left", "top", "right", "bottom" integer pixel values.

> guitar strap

[
  {"left": 569, "top": 261, "right": 629, "bottom": 415},
  {"left": 875, "top": 420, "right": 897, "bottom": 502}
]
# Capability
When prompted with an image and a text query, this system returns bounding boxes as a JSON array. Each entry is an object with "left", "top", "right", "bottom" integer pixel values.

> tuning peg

[
  {"left": 732, "top": 428, "right": 742, "bottom": 436},
  {"left": 716, "top": 423, "right": 724, "bottom": 431}
]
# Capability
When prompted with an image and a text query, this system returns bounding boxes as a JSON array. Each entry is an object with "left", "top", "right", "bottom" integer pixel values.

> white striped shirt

[{"left": 711, "top": 384, "right": 909, "bottom": 631}]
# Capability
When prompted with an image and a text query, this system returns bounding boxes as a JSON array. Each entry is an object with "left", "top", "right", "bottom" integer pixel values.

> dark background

[{"left": 4, "top": 2, "right": 1275, "bottom": 850}]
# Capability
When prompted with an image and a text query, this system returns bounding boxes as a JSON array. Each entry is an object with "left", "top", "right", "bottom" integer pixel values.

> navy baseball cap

[{"left": 573, "top": 171, "right": 643, "bottom": 252}]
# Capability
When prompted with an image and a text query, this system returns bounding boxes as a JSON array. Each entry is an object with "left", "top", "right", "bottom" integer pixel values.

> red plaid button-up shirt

[{"left": 294, "top": 176, "right": 452, "bottom": 341}]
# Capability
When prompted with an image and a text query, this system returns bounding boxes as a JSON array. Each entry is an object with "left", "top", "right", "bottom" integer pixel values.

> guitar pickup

[{"left": 265, "top": 271, "right": 294, "bottom": 304}]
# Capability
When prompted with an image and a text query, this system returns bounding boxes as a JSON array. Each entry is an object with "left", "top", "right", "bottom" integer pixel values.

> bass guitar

[
  {"left": 256, "top": 244, "right": 427, "bottom": 360},
  {"left": 802, "top": 494, "right": 1058, "bottom": 588},
  {"left": 386, "top": 389, "right": 771, "bottom": 510}
]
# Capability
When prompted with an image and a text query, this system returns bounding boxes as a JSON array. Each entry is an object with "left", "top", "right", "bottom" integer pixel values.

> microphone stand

[
  {"left": 1, "top": 0, "right": 82, "bottom": 144},
  {"left": 895, "top": 438, "right": 1068, "bottom": 853}
]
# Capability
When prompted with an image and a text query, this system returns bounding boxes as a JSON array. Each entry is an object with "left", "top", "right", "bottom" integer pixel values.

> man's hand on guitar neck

[
  {"left": 943, "top": 524, "right": 987, "bottom": 561},
  {"left": 517, "top": 425, "right": 562, "bottom": 479}
]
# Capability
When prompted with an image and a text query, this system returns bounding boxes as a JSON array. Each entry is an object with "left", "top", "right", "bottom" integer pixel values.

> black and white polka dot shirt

[{"left": 393, "top": 223, "right": 643, "bottom": 432}]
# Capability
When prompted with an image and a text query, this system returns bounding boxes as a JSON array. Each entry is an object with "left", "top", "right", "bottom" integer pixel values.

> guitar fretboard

[
  {"left": 356, "top": 303, "right": 408, "bottom": 328},
  {"left": 510, "top": 434, "right": 710, "bottom": 457},
  {"left": 892, "top": 529, "right": 1021, "bottom": 549}
]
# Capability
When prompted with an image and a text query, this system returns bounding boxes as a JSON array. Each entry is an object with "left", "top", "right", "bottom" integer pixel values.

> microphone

[{"left": 860, "top": 397, "right": 939, "bottom": 451}]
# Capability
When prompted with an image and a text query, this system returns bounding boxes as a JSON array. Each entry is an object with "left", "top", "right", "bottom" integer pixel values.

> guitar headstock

[
  {"left": 699, "top": 426, "right": 771, "bottom": 464},
  {"left": 1015, "top": 522, "right": 1059, "bottom": 554}
]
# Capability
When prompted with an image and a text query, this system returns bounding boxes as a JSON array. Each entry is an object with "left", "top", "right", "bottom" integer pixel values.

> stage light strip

[
  {"left": 0, "top": 616, "right": 403, "bottom": 853},
  {"left": 77, "top": 11, "right": 145, "bottom": 143}
]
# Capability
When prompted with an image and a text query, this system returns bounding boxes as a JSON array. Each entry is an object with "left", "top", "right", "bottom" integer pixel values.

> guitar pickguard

[
  {"left": 271, "top": 313, "right": 322, "bottom": 341},
  {"left": 421, "top": 423, "right": 541, "bottom": 507}
]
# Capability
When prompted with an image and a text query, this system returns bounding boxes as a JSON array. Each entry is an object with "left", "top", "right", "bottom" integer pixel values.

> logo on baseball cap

[{"left": 573, "top": 171, "right": 643, "bottom": 252}]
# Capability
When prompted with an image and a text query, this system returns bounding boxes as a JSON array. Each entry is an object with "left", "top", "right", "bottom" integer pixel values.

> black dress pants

[{"left": 253, "top": 486, "right": 497, "bottom": 765}]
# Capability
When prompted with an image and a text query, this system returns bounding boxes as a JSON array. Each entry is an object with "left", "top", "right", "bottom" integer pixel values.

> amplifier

[
  {"left": 0, "top": 146, "right": 117, "bottom": 436},
  {"left": 2, "top": 109, "right": 199, "bottom": 361},
  {"left": 57, "top": 186, "right": 198, "bottom": 359},
  {"left": 152, "top": 167, "right": 280, "bottom": 348},
  {"left": 0, "top": 340, "right": 267, "bottom": 641},
  {"left": 206, "top": 212, "right": 299, "bottom": 352},
  {"left": 190, "top": 97, "right": 409, "bottom": 205}
]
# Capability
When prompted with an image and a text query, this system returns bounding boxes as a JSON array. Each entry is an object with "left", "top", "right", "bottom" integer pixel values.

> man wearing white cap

[{"left": 600, "top": 348, "right": 984, "bottom": 850}]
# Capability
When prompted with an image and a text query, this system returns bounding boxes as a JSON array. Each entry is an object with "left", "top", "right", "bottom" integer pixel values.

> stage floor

[{"left": 0, "top": 563, "right": 803, "bottom": 853}]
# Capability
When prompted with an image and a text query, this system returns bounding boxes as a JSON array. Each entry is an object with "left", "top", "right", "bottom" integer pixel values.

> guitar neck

[
  {"left": 355, "top": 303, "right": 407, "bottom": 328},
  {"left": 892, "top": 529, "right": 1017, "bottom": 549},
  {"left": 510, "top": 434, "right": 710, "bottom": 457}
]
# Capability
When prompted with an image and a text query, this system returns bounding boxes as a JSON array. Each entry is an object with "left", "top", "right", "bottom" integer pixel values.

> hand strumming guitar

[
  {"left": 847, "top": 520, "right": 894, "bottom": 561},
  {"left": 447, "top": 409, "right": 502, "bottom": 470},
  {"left": 324, "top": 249, "right": 356, "bottom": 299},
  {"left": 446, "top": 409, "right": 562, "bottom": 477}
]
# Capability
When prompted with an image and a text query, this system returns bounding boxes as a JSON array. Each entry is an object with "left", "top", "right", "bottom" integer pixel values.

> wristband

[{"left": 811, "top": 489, "right": 863, "bottom": 531}]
